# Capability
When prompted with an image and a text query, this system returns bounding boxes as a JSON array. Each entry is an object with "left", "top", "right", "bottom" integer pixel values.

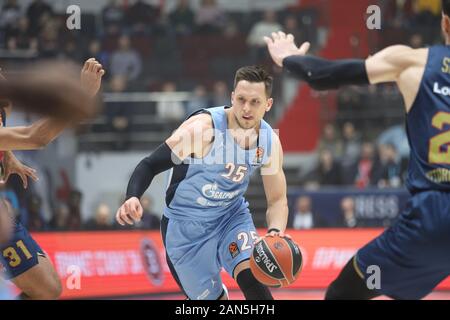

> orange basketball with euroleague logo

[{"left": 250, "top": 235, "right": 303, "bottom": 287}]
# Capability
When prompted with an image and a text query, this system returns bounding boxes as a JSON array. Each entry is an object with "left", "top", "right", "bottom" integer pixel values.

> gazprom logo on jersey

[
  {"left": 434, "top": 82, "right": 450, "bottom": 97},
  {"left": 196, "top": 183, "right": 242, "bottom": 207}
]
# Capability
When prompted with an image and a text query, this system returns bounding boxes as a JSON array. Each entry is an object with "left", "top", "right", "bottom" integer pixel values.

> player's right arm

[
  {"left": 264, "top": 31, "right": 427, "bottom": 111},
  {"left": 116, "top": 113, "right": 214, "bottom": 226}
]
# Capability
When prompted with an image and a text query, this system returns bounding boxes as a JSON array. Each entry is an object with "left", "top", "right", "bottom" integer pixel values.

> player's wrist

[{"left": 267, "top": 228, "right": 281, "bottom": 234}]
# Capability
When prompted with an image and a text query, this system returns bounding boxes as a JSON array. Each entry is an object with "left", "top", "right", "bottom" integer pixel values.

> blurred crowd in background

[{"left": 0, "top": 0, "right": 444, "bottom": 231}]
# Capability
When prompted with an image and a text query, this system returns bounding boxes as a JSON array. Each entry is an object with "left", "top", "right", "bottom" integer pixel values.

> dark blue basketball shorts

[
  {"left": 356, "top": 190, "right": 450, "bottom": 299},
  {"left": 0, "top": 222, "right": 45, "bottom": 279}
]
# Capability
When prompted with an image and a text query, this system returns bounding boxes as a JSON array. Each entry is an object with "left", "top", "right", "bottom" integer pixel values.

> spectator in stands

[
  {"left": 168, "top": 0, "right": 195, "bottom": 36},
  {"left": 136, "top": 196, "right": 160, "bottom": 230},
  {"left": 338, "top": 197, "right": 360, "bottom": 228},
  {"left": 0, "top": 0, "right": 22, "bottom": 37},
  {"left": 247, "top": 10, "right": 282, "bottom": 63},
  {"left": 26, "top": 0, "right": 53, "bottom": 37},
  {"left": 84, "top": 39, "right": 109, "bottom": 68},
  {"left": 316, "top": 149, "right": 342, "bottom": 186},
  {"left": 409, "top": 32, "right": 424, "bottom": 48},
  {"left": 6, "top": 17, "right": 38, "bottom": 54},
  {"left": 25, "top": 193, "right": 46, "bottom": 231},
  {"left": 211, "top": 81, "right": 229, "bottom": 107},
  {"left": 289, "top": 195, "right": 327, "bottom": 228},
  {"left": 110, "top": 34, "right": 143, "bottom": 82},
  {"left": 37, "top": 13, "right": 59, "bottom": 58},
  {"left": 377, "top": 124, "right": 410, "bottom": 161},
  {"left": 85, "top": 203, "right": 113, "bottom": 230},
  {"left": 353, "top": 142, "right": 378, "bottom": 189},
  {"left": 186, "top": 85, "right": 209, "bottom": 116},
  {"left": 49, "top": 202, "right": 69, "bottom": 231},
  {"left": 59, "top": 39, "right": 83, "bottom": 63},
  {"left": 102, "top": 0, "right": 125, "bottom": 36},
  {"left": 290, "top": 196, "right": 314, "bottom": 229},
  {"left": 106, "top": 75, "right": 133, "bottom": 150},
  {"left": 283, "top": 15, "right": 303, "bottom": 48},
  {"left": 66, "top": 190, "right": 82, "bottom": 230},
  {"left": 340, "top": 122, "right": 362, "bottom": 184},
  {"left": 126, "top": 0, "right": 160, "bottom": 35},
  {"left": 223, "top": 19, "right": 239, "bottom": 39},
  {"left": 156, "top": 82, "right": 185, "bottom": 121},
  {"left": 373, "top": 143, "right": 402, "bottom": 188},
  {"left": 318, "top": 123, "right": 343, "bottom": 159},
  {"left": 195, "top": 0, "right": 226, "bottom": 34}
]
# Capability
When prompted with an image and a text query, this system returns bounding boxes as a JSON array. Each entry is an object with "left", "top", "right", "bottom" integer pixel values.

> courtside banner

[{"left": 31, "top": 229, "right": 450, "bottom": 299}]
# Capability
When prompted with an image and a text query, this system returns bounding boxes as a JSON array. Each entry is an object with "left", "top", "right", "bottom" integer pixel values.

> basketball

[{"left": 250, "top": 235, "right": 303, "bottom": 287}]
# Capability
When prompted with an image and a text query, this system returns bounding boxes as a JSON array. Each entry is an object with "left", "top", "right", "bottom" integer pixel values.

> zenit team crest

[{"left": 229, "top": 242, "right": 240, "bottom": 259}]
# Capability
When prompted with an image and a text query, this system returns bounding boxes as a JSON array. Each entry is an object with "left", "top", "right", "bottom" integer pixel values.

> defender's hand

[
  {"left": 116, "top": 197, "right": 143, "bottom": 226},
  {"left": 264, "top": 31, "right": 311, "bottom": 67},
  {"left": 81, "top": 58, "right": 105, "bottom": 98},
  {"left": 1, "top": 152, "right": 38, "bottom": 189}
]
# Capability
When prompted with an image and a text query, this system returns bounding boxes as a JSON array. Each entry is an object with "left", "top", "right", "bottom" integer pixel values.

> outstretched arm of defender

[
  {"left": 116, "top": 114, "right": 214, "bottom": 226},
  {"left": 264, "top": 31, "right": 422, "bottom": 89}
]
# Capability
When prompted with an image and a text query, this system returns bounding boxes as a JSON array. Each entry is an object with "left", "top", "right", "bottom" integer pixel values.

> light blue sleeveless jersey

[{"left": 164, "top": 106, "right": 274, "bottom": 220}]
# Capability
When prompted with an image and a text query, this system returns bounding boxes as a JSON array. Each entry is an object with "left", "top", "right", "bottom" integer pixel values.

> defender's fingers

[
  {"left": 116, "top": 209, "right": 125, "bottom": 226},
  {"left": 277, "top": 31, "right": 286, "bottom": 39},
  {"left": 299, "top": 42, "right": 311, "bottom": 55},
  {"left": 263, "top": 36, "right": 273, "bottom": 46}
]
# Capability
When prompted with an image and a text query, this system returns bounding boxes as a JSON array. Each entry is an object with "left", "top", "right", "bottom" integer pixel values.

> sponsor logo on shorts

[{"left": 229, "top": 242, "right": 240, "bottom": 259}]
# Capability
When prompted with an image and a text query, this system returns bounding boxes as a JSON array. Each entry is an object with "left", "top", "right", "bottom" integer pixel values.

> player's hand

[
  {"left": 0, "top": 152, "right": 38, "bottom": 189},
  {"left": 116, "top": 197, "right": 143, "bottom": 226},
  {"left": 81, "top": 58, "right": 105, "bottom": 98},
  {"left": 255, "top": 229, "right": 292, "bottom": 244},
  {"left": 264, "top": 31, "right": 311, "bottom": 67}
]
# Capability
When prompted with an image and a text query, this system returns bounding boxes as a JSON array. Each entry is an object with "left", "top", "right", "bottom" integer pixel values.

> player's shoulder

[
  {"left": 178, "top": 111, "right": 213, "bottom": 135},
  {"left": 378, "top": 45, "right": 428, "bottom": 65}
]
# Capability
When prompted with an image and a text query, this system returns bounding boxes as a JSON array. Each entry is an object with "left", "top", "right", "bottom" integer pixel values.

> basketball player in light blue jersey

[{"left": 117, "top": 66, "right": 289, "bottom": 300}]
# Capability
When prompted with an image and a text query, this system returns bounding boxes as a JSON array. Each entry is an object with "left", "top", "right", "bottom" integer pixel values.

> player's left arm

[{"left": 261, "top": 134, "right": 289, "bottom": 237}]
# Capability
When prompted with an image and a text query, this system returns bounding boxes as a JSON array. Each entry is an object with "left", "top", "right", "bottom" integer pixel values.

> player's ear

[
  {"left": 231, "top": 91, "right": 235, "bottom": 105},
  {"left": 442, "top": 13, "right": 450, "bottom": 34},
  {"left": 266, "top": 98, "right": 274, "bottom": 112}
]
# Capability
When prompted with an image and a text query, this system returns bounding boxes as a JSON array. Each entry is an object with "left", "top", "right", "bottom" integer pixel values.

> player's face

[{"left": 231, "top": 80, "right": 273, "bottom": 130}]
